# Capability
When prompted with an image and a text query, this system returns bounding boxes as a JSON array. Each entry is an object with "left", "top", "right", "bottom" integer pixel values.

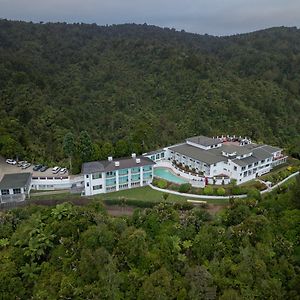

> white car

[
  {"left": 52, "top": 166, "right": 61, "bottom": 174},
  {"left": 17, "top": 161, "right": 27, "bottom": 167},
  {"left": 21, "top": 163, "right": 31, "bottom": 169},
  {"left": 59, "top": 168, "right": 67, "bottom": 174},
  {"left": 6, "top": 159, "right": 17, "bottom": 165}
]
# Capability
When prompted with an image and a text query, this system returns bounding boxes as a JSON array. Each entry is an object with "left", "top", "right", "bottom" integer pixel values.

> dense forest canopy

[
  {"left": 0, "top": 176, "right": 300, "bottom": 299},
  {"left": 0, "top": 20, "right": 300, "bottom": 166}
]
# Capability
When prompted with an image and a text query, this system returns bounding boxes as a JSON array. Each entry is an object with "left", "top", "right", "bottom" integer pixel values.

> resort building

[
  {"left": 145, "top": 135, "right": 287, "bottom": 185},
  {"left": 81, "top": 154, "right": 155, "bottom": 196},
  {"left": 0, "top": 173, "right": 32, "bottom": 203}
]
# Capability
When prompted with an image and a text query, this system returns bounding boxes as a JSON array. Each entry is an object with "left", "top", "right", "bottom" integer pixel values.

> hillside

[
  {"left": 0, "top": 177, "right": 300, "bottom": 299},
  {"left": 0, "top": 20, "right": 300, "bottom": 166}
]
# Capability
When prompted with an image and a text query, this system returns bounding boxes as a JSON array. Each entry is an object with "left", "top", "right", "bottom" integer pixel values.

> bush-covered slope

[
  {"left": 0, "top": 176, "right": 300, "bottom": 299},
  {"left": 0, "top": 20, "right": 299, "bottom": 164}
]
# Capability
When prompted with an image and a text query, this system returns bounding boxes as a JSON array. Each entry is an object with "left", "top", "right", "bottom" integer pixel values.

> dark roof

[
  {"left": 221, "top": 144, "right": 252, "bottom": 156},
  {"left": 232, "top": 147, "right": 272, "bottom": 167},
  {"left": 232, "top": 156, "right": 260, "bottom": 167},
  {"left": 169, "top": 143, "right": 226, "bottom": 165},
  {"left": 260, "top": 145, "right": 282, "bottom": 154},
  {"left": 0, "top": 173, "right": 32, "bottom": 190},
  {"left": 81, "top": 161, "right": 107, "bottom": 174},
  {"left": 186, "top": 135, "right": 221, "bottom": 147},
  {"left": 82, "top": 156, "right": 155, "bottom": 174}
]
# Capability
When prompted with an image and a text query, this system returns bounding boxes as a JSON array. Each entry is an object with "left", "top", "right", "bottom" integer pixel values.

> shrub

[
  {"left": 162, "top": 193, "right": 169, "bottom": 200},
  {"left": 179, "top": 183, "right": 192, "bottom": 193},
  {"left": 203, "top": 186, "right": 214, "bottom": 195},
  {"left": 231, "top": 186, "right": 243, "bottom": 195},
  {"left": 247, "top": 188, "right": 261, "bottom": 200},
  {"left": 217, "top": 187, "right": 226, "bottom": 196},
  {"left": 156, "top": 179, "right": 168, "bottom": 189}
]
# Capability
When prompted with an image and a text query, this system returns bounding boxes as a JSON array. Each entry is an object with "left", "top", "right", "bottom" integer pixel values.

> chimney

[
  {"left": 131, "top": 153, "right": 136, "bottom": 158},
  {"left": 114, "top": 161, "right": 120, "bottom": 167},
  {"left": 108, "top": 156, "right": 113, "bottom": 161},
  {"left": 136, "top": 158, "right": 141, "bottom": 164}
]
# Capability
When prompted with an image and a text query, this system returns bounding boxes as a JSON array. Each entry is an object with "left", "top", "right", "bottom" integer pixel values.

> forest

[
  {"left": 0, "top": 19, "right": 300, "bottom": 170},
  {"left": 0, "top": 175, "right": 299, "bottom": 299}
]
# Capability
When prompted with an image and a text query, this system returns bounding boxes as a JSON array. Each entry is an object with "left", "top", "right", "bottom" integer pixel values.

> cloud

[{"left": 0, "top": 0, "right": 299, "bottom": 35}]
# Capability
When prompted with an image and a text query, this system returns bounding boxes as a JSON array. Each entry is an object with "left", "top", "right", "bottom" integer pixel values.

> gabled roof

[
  {"left": 260, "top": 145, "right": 282, "bottom": 154},
  {"left": 0, "top": 173, "right": 32, "bottom": 190},
  {"left": 169, "top": 143, "right": 226, "bottom": 165},
  {"left": 81, "top": 156, "right": 155, "bottom": 174},
  {"left": 186, "top": 135, "right": 221, "bottom": 147},
  {"left": 232, "top": 147, "right": 273, "bottom": 167}
]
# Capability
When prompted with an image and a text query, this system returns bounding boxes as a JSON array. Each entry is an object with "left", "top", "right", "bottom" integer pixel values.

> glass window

[
  {"left": 86, "top": 182, "right": 89, "bottom": 187},
  {"left": 13, "top": 188, "right": 21, "bottom": 194},
  {"left": 86, "top": 174, "right": 89, "bottom": 178},
  {"left": 92, "top": 173, "right": 102, "bottom": 179},
  {"left": 93, "top": 185, "right": 102, "bottom": 190},
  {"left": 1, "top": 189, "right": 9, "bottom": 195}
]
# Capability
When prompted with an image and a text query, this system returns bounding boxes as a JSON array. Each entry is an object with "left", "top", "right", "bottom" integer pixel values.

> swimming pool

[{"left": 154, "top": 167, "right": 188, "bottom": 184}]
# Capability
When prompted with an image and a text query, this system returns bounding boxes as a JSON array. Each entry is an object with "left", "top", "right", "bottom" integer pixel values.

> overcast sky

[{"left": 1, "top": 0, "right": 299, "bottom": 36}]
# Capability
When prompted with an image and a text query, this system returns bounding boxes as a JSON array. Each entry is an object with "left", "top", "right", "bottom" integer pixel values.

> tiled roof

[
  {"left": 0, "top": 173, "right": 32, "bottom": 190},
  {"left": 186, "top": 135, "right": 222, "bottom": 147},
  {"left": 169, "top": 143, "right": 226, "bottom": 165},
  {"left": 82, "top": 156, "right": 155, "bottom": 174}
]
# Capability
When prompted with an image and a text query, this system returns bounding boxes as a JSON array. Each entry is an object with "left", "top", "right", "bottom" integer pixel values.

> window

[
  {"left": 242, "top": 166, "right": 246, "bottom": 171},
  {"left": 156, "top": 154, "right": 160, "bottom": 159},
  {"left": 248, "top": 164, "right": 252, "bottom": 168},
  {"left": 86, "top": 174, "right": 89, "bottom": 178},
  {"left": 213, "top": 163, "right": 217, "bottom": 166},
  {"left": 93, "top": 185, "right": 102, "bottom": 190},
  {"left": 106, "top": 171, "right": 116, "bottom": 177},
  {"left": 234, "top": 166, "right": 237, "bottom": 171},
  {"left": 92, "top": 173, "right": 102, "bottom": 179},
  {"left": 161, "top": 152, "right": 165, "bottom": 158},
  {"left": 119, "top": 169, "right": 129, "bottom": 175},
  {"left": 1, "top": 189, "right": 9, "bottom": 195},
  {"left": 13, "top": 188, "right": 21, "bottom": 194},
  {"left": 261, "top": 160, "right": 265, "bottom": 163},
  {"left": 243, "top": 171, "right": 247, "bottom": 177},
  {"left": 86, "top": 182, "right": 89, "bottom": 187}
]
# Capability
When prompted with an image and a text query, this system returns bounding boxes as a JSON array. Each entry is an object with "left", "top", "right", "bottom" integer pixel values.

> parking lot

[{"left": 0, "top": 156, "right": 69, "bottom": 181}]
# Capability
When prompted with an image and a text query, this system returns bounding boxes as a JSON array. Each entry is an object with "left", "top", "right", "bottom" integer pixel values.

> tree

[
  {"left": 63, "top": 132, "right": 76, "bottom": 171},
  {"left": 78, "top": 131, "right": 93, "bottom": 162},
  {"left": 115, "top": 139, "right": 129, "bottom": 157},
  {"left": 101, "top": 142, "right": 114, "bottom": 160}
]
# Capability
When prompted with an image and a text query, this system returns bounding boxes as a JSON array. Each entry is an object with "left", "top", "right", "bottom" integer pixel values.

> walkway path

[{"left": 149, "top": 171, "right": 299, "bottom": 200}]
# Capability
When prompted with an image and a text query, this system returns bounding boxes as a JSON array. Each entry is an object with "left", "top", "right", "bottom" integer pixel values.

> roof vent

[
  {"left": 136, "top": 158, "right": 141, "bottom": 164},
  {"left": 115, "top": 161, "right": 120, "bottom": 167},
  {"left": 132, "top": 153, "right": 136, "bottom": 158},
  {"left": 108, "top": 156, "right": 113, "bottom": 161}
]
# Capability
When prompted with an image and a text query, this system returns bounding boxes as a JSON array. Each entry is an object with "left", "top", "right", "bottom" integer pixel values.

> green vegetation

[
  {"left": 0, "top": 175, "right": 299, "bottom": 299},
  {"left": 0, "top": 20, "right": 300, "bottom": 169}
]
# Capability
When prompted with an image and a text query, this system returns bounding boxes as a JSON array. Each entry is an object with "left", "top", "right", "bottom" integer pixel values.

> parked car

[
  {"left": 59, "top": 168, "right": 67, "bottom": 174},
  {"left": 6, "top": 159, "right": 17, "bottom": 165},
  {"left": 33, "top": 164, "right": 43, "bottom": 171},
  {"left": 52, "top": 166, "right": 61, "bottom": 174},
  {"left": 18, "top": 161, "right": 28, "bottom": 167},
  {"left": 21, "top": 163, "right": 31, "bottom": 169},
  {"left": 40, "top": 166, "right": 48, "bottom": 172}
]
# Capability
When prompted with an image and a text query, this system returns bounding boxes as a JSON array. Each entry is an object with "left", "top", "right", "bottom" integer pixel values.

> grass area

[{"left": 30, "top": 186, "right": 229, "bottom": 205}]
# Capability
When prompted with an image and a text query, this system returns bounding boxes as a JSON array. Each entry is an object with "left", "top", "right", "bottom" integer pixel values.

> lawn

[
  {"left": 102, "top": 186, "right": 229, "bottom": 205},
  {"left": 30, "top": 186, "right": 229, "bottom": 205}
]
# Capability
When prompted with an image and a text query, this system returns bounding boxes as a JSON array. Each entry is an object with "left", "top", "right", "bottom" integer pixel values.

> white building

[
  {"left": 146, "top": 135, "right": 287, "bottom": 185},
  {"left": 81, "top": 154, "right": 155, "bottom": 196},
  {"left": 0, "top": 173, "right": 32, "bottom": 203}
]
